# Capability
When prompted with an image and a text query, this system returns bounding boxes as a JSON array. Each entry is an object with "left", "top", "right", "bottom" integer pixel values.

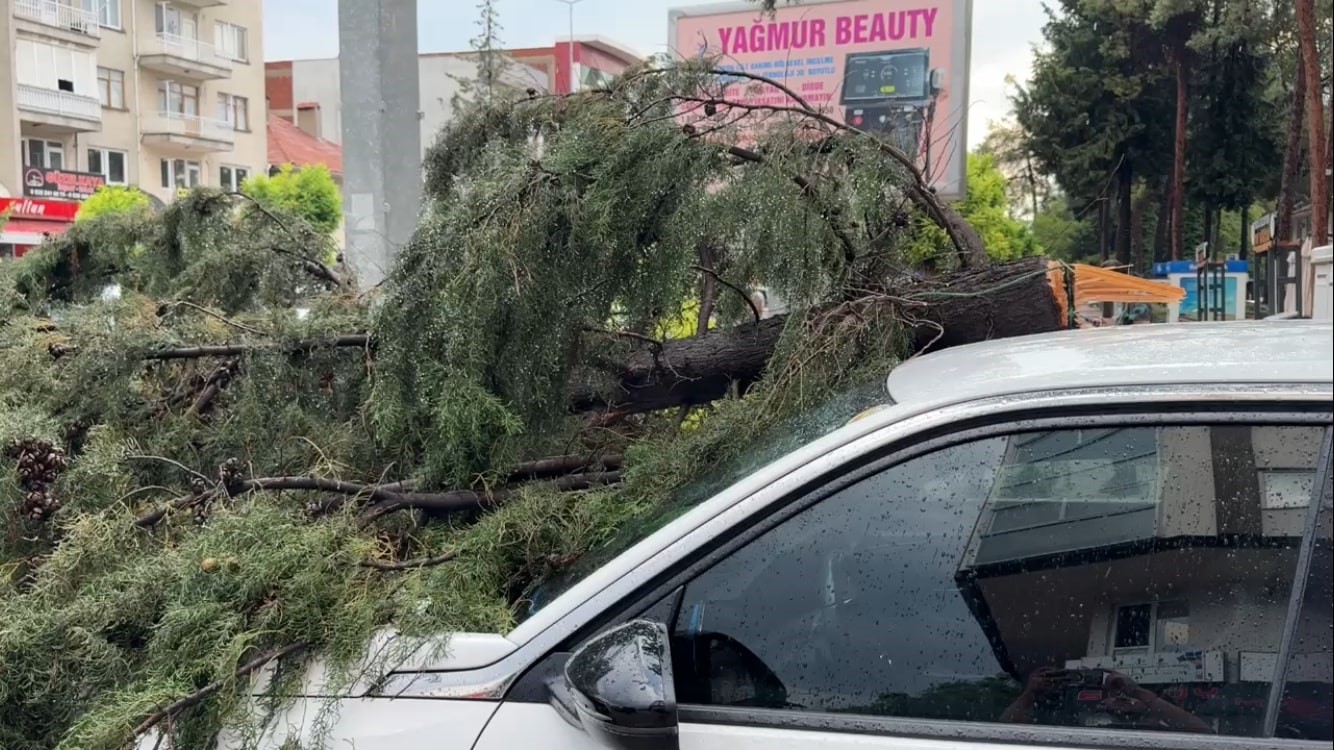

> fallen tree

[{"left": 1, "top": 59, "right": 1072, "bottom": 750}]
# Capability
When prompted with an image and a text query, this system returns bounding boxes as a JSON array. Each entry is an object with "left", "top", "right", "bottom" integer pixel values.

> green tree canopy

[
  {"left": 240, "top": 164, "right": 342, "bottom": 237},
  {"left": 75, "top": 185, "right": 152, "bottom": 223}
]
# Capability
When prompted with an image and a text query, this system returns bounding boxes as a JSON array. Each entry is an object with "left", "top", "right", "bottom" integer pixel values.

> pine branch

[
  {"left": 360, "top": 550, "right": 459, "bottom": 571},
  {"left": 144, "top": 335, "right": 372, "bottom": 361},
  {"left": 132, "top": 469, "right": 624, "bottom": 528},
  {"left": 130, "top": 642, "right": 308, "bottom": 741}
]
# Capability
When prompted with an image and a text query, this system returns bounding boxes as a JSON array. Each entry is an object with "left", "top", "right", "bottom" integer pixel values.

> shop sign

[
  {"left": 0, "top": 196, "right": 82, "bottom": 222},
  {"left": 22, "top": 167, "right": 105, "bottom": 201}
]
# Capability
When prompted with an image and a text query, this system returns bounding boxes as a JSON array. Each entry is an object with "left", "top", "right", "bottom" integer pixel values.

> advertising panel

[
  {"left": 670, "top": 0, "right": 972, "bottom": 199},
  {"left": 22, "top": 167, "right": 105, "bottom": 201}
]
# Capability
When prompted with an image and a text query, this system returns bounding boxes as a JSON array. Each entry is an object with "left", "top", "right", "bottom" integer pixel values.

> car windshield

[{"left": 517, "top": 378, "right": 891, "bottom": 623}]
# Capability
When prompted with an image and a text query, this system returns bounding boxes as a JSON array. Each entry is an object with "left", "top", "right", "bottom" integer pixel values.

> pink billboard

[{"left": 670, "top": 0, "right": 972, "bottom": 199}]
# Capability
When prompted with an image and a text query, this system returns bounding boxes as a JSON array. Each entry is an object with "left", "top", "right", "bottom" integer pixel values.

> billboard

[{"left": 669, "top": 0, "right": 973, "bottom": 199}]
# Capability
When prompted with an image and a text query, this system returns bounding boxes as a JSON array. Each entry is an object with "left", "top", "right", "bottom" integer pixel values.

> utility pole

[
  {"left": 337, "top": 0, "right": 421, "bottom": 290},
  {"left": 554, "top": 0, "right": 584, "bottom": 93}
]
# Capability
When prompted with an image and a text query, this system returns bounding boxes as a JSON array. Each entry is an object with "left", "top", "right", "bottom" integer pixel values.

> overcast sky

[{"left": 262, "top": 0, "right": 1048, "bottom": 148}]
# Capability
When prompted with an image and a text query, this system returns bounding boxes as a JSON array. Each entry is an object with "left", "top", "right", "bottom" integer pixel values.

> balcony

[
  {"left": 142, "top": 112, "right": 236, "bottom": 152},
  {"left": 139, "top": 33, "right": 232, "bottom": 80},
  {"left": 11, "top": 0, "right": 101, "bottom": 47},
  {"left": 171, "top": 0, "right": 227, "bottom": 6},
  {"left": 16, "top": 84, "right": 102, "bottom": 132}
]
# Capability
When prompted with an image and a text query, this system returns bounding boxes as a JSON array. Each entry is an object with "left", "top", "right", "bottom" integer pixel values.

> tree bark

[
  {"left": 1115, "top": 160, "right": 1134, "bottom": 266},
  {"left": 571, "top": 257, "right": 1068, "bottom": 414},
  {"left": 1170, "top": 45, "right": 1190, "bottom": 261},
  {"left": 1153, "top": 178, "right": 1172, "bottom": 264},
  {"left": 1295, "top": 0, "right": 1330, "bottom": 244},
  {"left": 1239, "top": 204, "right": 1250, "bottom": 261},
  {"left": 1277, "top": 59, "right": 1307, "bottom": 246},
  {"left": 1099, "top": 199, "right": 1111, "bottom": 263}
]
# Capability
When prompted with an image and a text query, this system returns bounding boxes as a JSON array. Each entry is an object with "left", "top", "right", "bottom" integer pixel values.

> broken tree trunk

[
  {"left": 132, "top": 259, "right": 1068, "bottom": 419},
  {"left": 572, "top": 257, "right": 1068, "bottom": 414}
]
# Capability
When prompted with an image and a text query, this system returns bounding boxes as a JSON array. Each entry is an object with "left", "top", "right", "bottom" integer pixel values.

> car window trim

[
  {"left": 679, "top": 705, "right": 1330, "bottom": 750},
  {"left": 1263, "top": 427, "right": 1333, "bottom": 736},
  {"left": 567, "top": 410, "right": 1332, "bottom": 749}
]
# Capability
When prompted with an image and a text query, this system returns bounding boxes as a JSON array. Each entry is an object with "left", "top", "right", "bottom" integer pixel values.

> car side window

[{"left": 670, "top": 424, "right": 1331, "bottom": 741}]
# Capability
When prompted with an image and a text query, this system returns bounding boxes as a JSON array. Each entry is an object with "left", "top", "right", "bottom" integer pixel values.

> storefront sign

[
  {"left": 0, "top": 196, "right": 81, "bottom": 222},
  {"left": 670, "top": 0, "right": 972, "bottom": 200},
  {"left": 22, "top": 167, "right": 105, "bottom": 201}
]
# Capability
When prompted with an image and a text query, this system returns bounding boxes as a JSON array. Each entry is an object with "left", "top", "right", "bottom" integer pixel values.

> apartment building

[
  {"left": 1, "top": 0, "right": 265, "bottom": 254},
  {"left": 265, "top": 37, "right": 640, "bottom": 164}
]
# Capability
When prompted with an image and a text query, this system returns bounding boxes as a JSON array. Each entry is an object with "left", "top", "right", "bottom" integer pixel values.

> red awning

[{"left": 1, "top": 219, "right": 71, "bottom": 243}]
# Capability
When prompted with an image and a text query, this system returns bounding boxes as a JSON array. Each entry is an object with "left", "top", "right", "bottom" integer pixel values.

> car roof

[{"left": 886, "top": 320, "right": 1334, "bottom": 408}]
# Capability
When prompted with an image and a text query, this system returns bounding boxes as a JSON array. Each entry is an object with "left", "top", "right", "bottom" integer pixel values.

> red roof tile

[{"left": 266, "top": 113, "right": 342, "bottom": 176}]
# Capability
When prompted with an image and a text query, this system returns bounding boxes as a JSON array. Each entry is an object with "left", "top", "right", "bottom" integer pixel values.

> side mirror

[{"left": 561, "top": 619, "right": 679, "bottom": 750}]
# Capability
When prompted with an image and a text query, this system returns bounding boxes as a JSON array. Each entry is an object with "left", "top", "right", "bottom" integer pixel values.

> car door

[{"left": 476, "top": 405, "right": 1333, "bottom": 750}]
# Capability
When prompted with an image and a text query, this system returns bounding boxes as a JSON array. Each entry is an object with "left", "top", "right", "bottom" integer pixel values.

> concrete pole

[{"left": 337, "top": 0, "right": 421, "bottom": 290}]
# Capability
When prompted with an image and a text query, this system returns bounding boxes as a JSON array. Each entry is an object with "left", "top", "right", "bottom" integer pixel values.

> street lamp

[{"left": 553, "top": 0, "right": 584, "bottom": 93}]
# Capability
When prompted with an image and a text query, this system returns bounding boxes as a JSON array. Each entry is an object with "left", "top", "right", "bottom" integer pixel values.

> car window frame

[{"left": 507, "top": 402, "right": 1333, "bottom": 750}]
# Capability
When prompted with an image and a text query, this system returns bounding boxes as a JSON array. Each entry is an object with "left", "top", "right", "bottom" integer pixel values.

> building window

[
  {"left": 1260, "top": 469, "right": 1315, "bottom": 509},
  {"left": 155, "top": 3, "right": 193, "bottom": 36},
  {"left": 96, "top": 0, "right": 122, "bottom": 29},
  {"left": 97, "top": 67, "right": 125, "bottom": 109},
  {"left": 22, "top": 139, "right": 65, "bottom": 170},
  {"left": 1113, "top": 601, "right": 1191, "bottom": 656},
  {"left": 219, "top": 165, "right": 250, "bottom": 192},
  {"left": 161, "top": 158, "right": 201, "bottom": 189},
  {"left": 214, "top": 22, "right": 249, "bottom": 62},
  {"left": 158, "top": 81, "right": 199, "bottom": 116},
  {"left": 217, "top": 93, "right": 250, "bottom": 131},
  {"left": 15, "top": 39, "right": 98, "bottom": 97},
  {"left": 88, "top": 148, "right": 128, "bottom": 185}
]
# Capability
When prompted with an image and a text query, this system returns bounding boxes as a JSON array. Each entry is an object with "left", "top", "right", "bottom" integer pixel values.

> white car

[{"left": 180, "top": 321, "right": 1333, "bottom": 750}]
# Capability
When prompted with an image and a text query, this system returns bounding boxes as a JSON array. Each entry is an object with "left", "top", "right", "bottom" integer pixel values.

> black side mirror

[{"left": 560, "top": 619, "right": 679, "bottom": 750}]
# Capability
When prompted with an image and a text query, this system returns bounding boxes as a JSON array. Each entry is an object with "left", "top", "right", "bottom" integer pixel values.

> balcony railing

[
  {"left": 16, "top": 84, "right": 102, "bottom": 122},
  {"left": 144, "top": 111, "right": 236, "bottom": 144},
  {"left": 12, "top": 0, "right": 101, "bottom": 38},
  {"left": 141, "top": 32, "right": 232, "bottom": 72}
]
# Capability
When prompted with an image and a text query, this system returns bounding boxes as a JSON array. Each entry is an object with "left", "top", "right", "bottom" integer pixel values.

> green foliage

[
  {"left": 5, "top": 190, "right": 342, "bottom": 314},
  {"left": 908, "top": 152, "right": 1038, "bottom": 264},
  {"left": 375, "top": 61, "right": 922, "bottom": 487},
  {"left": 0, "top": 58, "right": 947, "bottom": 748},
  {"left": 241, "top": 164, "right": 343, "bottom": 237},
  {"left": 75, "top": 185, "right": 152, "bottom": 223},
  {"left": 1031, "top": 195, "right": 1100, "bottom": 264}
]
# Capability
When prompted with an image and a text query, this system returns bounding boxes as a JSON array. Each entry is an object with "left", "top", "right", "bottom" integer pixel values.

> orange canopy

[{"left": 1047, "top": 261, "right": 1186, "bottom": 324}]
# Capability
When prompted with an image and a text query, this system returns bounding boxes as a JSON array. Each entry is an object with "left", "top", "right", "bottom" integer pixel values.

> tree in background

[
  {"left": 450, "top": 0, "right": 521, "bottom": 111},
  {"left": 240, "top": 164, "right": 342, "bottom": 237},
  {"left": 909, "top": 152, "right": 1039, "bottom": 264},
  {"left": 74, "top": 185, "right": 152, "bottom": 223},
  {"left": 976, "top": 116, "right": 1058, "bottom": 222},
  {"left": 1295, "top": 0, "right": 1330, "bottom": 244},
  {"left": 1013, "top": 0, "right": 1172, "bottom": 266}
]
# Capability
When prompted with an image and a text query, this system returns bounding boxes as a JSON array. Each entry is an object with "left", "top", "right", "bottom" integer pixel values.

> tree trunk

[
  {"left": 1099, "top": 199, "right": 1111, "bottom": 263},
  {"left": 570, "top": 257, "right": 1069, "bottom": 415},
  {"left": 1239, "top": 203, "right": 1250, "bottom": 261},
  {"left": 1153, "top": 178, "right": 1172, "bottom": 264},
  {"left": 1170, "top": 46, "right": 1190, "bottom": 261},
  {"left": 1131, "top": 183, "right": 1150, "bottom": 274},
  {"left": 1115, "top": 160, "right": 1134, "bottom": 266},
  {"left": 1296, "top": 0, "right": 1330, "bottom": 244},
  {"left": 1277, "top": 59, "right": 1307, "bottom": 246},
  {"left": 1203, "top": 206, "right": 1215, "bottom": 260}
]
